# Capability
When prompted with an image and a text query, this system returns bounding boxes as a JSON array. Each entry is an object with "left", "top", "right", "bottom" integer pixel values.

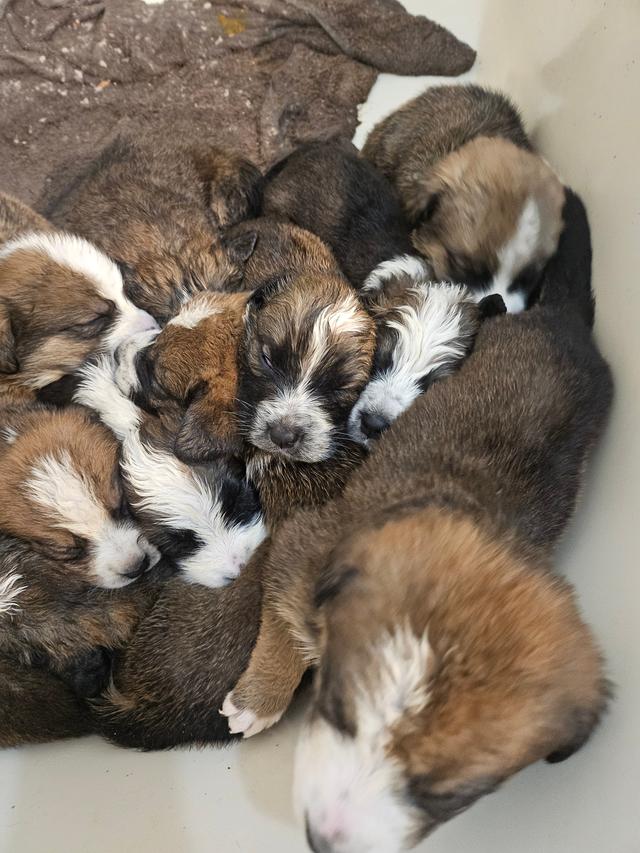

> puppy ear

[
  {"left": 0, "top": 305, "right": 18, "bottom": 374},
  {"left": 409, "top": 775, "right": 500, "bottom": 825},
  {"left": 477, "top": 293, "right": 507, "bottom": 319},
  {"left": 36, "top": 373, "right": 81, "bottom": 407},
  {"left": 546, "top": 696, "right": 610, "bottom": 764},
  {"left": 221, "top": 231, "right": 258, "bottom": 265},
  {"left": 173, "top": 396, "right": 242, "bottom": 464}
]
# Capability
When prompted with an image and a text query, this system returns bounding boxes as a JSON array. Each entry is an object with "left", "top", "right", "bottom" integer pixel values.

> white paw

[{"left": 220, "top": 693, "right": 284, "bottom": 738}]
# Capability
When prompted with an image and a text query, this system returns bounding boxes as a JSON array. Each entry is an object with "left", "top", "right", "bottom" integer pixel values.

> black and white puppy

[{"left": 75, "top": 357, "right": 266, "bottom": 588}]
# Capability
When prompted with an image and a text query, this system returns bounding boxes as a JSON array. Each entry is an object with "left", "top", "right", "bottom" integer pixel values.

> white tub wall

[{"left": 1, "top": 1, "right": 638, "bottom": 851}]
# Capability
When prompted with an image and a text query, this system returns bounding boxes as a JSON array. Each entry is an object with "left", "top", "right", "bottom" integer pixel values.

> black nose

[
  {"left": 123, "top": 553, "right": 150, "bottom": 580},
  {"left": 305, "top": 817, "right": 334, "bottom": 853},
  {"left": 360, "top": 410, "right": 390, "bottom": 439},
  {"left": 269, "top": 422, "right": 303, "bottom": 449}
]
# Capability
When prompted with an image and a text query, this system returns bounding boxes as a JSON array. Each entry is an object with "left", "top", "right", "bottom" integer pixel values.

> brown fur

[
  {"left": 363, "top": 85, "right": 564, "bottom": 291},
  {"left": 224, "top": 191, "right": 613, "bottom": 840},
  {"left": 0, "top": 191, "right": 54, "bottom": 245},
  {"left": 43, "top": 134, "right": 262, "bottom": 322}
]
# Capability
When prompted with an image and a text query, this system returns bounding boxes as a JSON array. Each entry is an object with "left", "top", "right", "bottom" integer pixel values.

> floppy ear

[
  {"left": 545, "top": 697, "right": 610, "bottom": 764},
  {"left": 408, "top": 775, "right": 500, "bottom": 825},
  {"left": 36, "top": 373, "right": 81, "bottom": 407},
  {"left": 173, "top": 396, "right": 242, "bottom": 464},
  {"left": 477, "top": 293, "right": 507, "bottom": 319},
  {"left": 221, "top": 230, "right": 258, "bottom": 265},
  {"left": 0, "top": 304, "right": 18, "bottom": 374}
]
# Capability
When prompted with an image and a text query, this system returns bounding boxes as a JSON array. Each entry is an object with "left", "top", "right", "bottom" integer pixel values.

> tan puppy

[
  {"left": 221, "top": 191, "right": 613, "bottom": 851},
  {"left": 43, "top": 135, "right": 262, "bottom": 323},
  {"left": 0, "top": 192, "right": 157, "bottom": 400},
  {"left": 363, "top": 84, "right": 565, "bottom": 312}
]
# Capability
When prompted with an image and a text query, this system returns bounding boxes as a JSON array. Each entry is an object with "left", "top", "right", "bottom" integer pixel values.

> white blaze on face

[
  {"left": 251, "top": 296, "right": 368, "bottom": 463},
  {"left": 349, "top": 283, "right": 472, "bottom": 446},
  {"left": 295, "top": 626, "right": 432, "bottom": 853},
  {"left": 168, "top": 295, "right": 221, "bottom": 329},
  {"left": 0, "top": 232, "right": 159, "bottom": 351},
  {"left": 25, "top": 450, "right": 158, "bottom": 588}
]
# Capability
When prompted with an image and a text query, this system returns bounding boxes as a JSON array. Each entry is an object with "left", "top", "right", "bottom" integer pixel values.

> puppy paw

[
  {"left": 220, "top": 693, "right": 284, "bottom": 738},
  {"left": 179, "top": 514, "right": 266, "bottom": 589}
]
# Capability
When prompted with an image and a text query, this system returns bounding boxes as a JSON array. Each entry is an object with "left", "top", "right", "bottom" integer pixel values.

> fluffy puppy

[
  {"left": 221, "top": 191, "right": 613, "bottom": 851},
  {"left": 349, "top": 280, "right": 504, "bottom": 444},
  {"left": 262, "top": 139, "right": 425, "bottom": 291},
  {"left": 363, "top": 84, "right": 566, "bottom": 311},
  {"left": 43, "top": 135, "right": 262, "bottom": 323},
  {"left": 75, "top": 356, "right": 266, "bottom": 589},
  {"left": 0, "top": 192, "right": 157, "bottom": 399}
]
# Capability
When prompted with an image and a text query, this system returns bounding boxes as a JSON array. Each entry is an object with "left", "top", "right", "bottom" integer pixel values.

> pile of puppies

[{"left": 0, "top": 85, "right": 612, "bottom": 852}]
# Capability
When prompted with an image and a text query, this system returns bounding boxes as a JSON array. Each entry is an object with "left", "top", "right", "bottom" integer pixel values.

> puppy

[
  {"left": 0, "top": 192, "right": 158, "bottom": 399},
  {"left": 43, "top": 135, "right": 262, "bottom": 323},
  {"left": 363, "top": 84, "right": 566, "bottom": 311},
  {"left": 262, "top": 139, "right": 426, "bottom": 291},
  {"left": 221, "top": 190, "right": 613, "bottom": 851},
  {"left": 75, "top": 356, "right": 266, "bottom": 589},
  {"left": 349, "top": 280, "right": 504, "bottom": 444},
  {"left": 0, "top": 402, "right": 161, "bottom": 743}
]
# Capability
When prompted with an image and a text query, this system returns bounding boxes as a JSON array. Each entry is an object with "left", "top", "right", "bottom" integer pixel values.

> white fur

[
  {"left": 25, "top": 450, "right": 158, "bottom": 588},
  {"left": 482, "top": 196, "right": 540, "bottom": 313},
  {"left": 295, "top": 627, "right": 432, "bottom": 853},
  {"left": 362, "top": 254, "right": 430, "bottom": 292},
  {"left": 220, "top": 694, "right": 285, "bottom": 738},
  {"left": 168, "top": 298, "right": 220, "bottom": 330},
  {"left": 349, "top": 283, "right": 472, "bottom": 445},
  {"left": 122, "top": 434, "right": 266, "bottom": 587},
  {"left": 113, "top": 328, "right": 160, "bottom": 396},
  {"left": 251, "top": 384, "right": 334, "bottom": 463},
  {"left": 75, "top": 356, "right": 141, "bottom": 439},
  {"left": 0, "top": 426, "right": 18, "bottom": 445},
  {"left": 0, "top": 231, "right": 158, "bottom": 350},
  {"left": 0, "top": 572, "right": 26, "bottom": 618}
]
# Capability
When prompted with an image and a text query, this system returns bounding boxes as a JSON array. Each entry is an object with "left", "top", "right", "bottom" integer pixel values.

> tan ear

[
  {"left": 0, "top": 304, "right": 18, "bottom": 374},
  {"left": 173, "top": 395, "right": 242, "bottom": 464}
]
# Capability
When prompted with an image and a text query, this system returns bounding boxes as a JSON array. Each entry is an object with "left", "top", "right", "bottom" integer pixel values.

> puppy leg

[{"left": 221, "top": 603, "right": 306, "bottom": 738}]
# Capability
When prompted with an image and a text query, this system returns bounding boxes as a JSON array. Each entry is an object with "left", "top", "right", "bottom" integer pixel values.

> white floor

[{"left": 1, "top": 2, "right": 639, "bottom": 851}]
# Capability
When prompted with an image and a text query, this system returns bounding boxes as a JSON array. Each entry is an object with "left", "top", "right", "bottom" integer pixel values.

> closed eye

[
  {"left": 68, "top": 313, "right": 112, "bottom": 338},
  {"left": 261, "top": 344, "right": 274, "bottom": 371}
]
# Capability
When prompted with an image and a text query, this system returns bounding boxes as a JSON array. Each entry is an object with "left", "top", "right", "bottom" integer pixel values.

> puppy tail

[{"left": 537, "top": 187, "right": 595, "bottom": 329}]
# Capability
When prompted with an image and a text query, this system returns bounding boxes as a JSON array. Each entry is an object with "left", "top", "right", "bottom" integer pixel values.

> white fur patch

[
  {"left": 349, "top": 283, "right": 473, "bottom": 445},
  {"left": 295, "top": 626, "right": 432, "bottom": 853},
  {"left": 0, "top": 572, "right": 26, "bottom": 618},
  {"left": 220, "top": 694, "right": 285, "bottom": 738},
  {"left": 483, "top": 196, "right": 541, "bottom": 313},
  {"left": 168, "top": 297, "right": 220, "bottom": 330},
  {"left": 25, "top": 450, "right": 158, "bottom": 588},
  {"left": 75, "top": 356, "right": 141, "bottom": 439},
  {"left": 0, "top": 426, "right": 18, "bottom": 445},
  {"left": 362, "top": 254, "right": 430, "bottom": 292},
  {"left": 0, "top": 231, "right": 158, "bottom": 350},
  {"left": 122, "top": 434, "right": 266, "bottom": 587},
  {"left": 113, "top": 328, "right": 160, "bottom": 396}
]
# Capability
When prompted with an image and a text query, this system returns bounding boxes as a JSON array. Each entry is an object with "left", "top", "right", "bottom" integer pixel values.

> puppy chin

[{"left": 113, "top": 328, "right": 159, "bottom": 396}]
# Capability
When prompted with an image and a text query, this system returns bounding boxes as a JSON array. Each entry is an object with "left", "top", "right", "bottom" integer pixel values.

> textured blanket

[{"left": 0, "top": 0, "right": 474, "bottom": 206}]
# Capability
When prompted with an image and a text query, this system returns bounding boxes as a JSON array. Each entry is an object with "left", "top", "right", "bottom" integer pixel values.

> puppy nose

[
  {"left": 360, "top": 410, "right": 390, "bottom": 439},
  {"left": 269, "top": 422, "right": 303, "bottom": 449},
  {"left": 122, "top": 553, "right": 150, "bottom": 580},
  {"left": 305, "top": 818, "right": 335, "bottom": 853}
]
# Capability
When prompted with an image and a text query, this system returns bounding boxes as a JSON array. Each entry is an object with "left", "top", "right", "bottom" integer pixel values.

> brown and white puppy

[
  {"left": 262, "top": 139, "right": 422, "bottom": 292},
  {"left": 0, "top": 192, "right": 158, "bottom": 398},
  {"left": 43, "top": 135, "right": 261, "bottom": 323},
  {"left": 363, "top": 84, "right": 565, "bottom": 312},
  {"left": 222, "top": 190, "right": 613, "bottom": 850},
  {"left": 75, "top": 354, "right": 266, "bottom": 589}
]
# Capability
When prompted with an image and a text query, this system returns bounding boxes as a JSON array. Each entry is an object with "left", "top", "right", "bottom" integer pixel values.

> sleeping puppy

[
  {"left": 262, "top": 139, "right": 427, "bottom": 292},
  {"left": 0, "top": 402, "right": 161, "bottom": 730},
  {"left": 42, "top": 134, "right": 262, "bottom": 323},
  {"left": 363, "top": 84, "right": 565, "bottom": 311},
  {"left": 221, "top": 190, "right": 613, "bottom": 851},
  {"left": 349, "top": 281, "right": 505, "bottom": 443},
  {"left": 75, "top": 356, "right": 266, "bottom": 589},
  {"left": 0, "top": 192, "right": 157, "bottom": 400}
]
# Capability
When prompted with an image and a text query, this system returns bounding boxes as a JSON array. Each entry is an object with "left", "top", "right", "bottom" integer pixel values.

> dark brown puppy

[
  {"left": 262, "top": 139, "right": 419, "bottom": 290},
  {"left": 0, "top": 192, "right": 157, "bottom": 401},
  {"left": 43, "top": 134, "right": 262, "bottom": 323},
  {"left": 363, "top": 84, "right": 565, "bottom": 312},
  {"left": 221, "top": 191, "right": 613, "bottom": 850}
]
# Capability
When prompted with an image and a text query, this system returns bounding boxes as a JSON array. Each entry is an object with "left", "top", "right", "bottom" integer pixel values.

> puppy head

[
  {"left": 350, "top": 282, "right": 487, "bottom": 445},
  {"left": 117, "top": 223, "right": 256, "bottom": 323},
  {"left": 0, "top": 405, "right": 158, "bottom": 589},
  {"left": 0, "top": 233, "right": 157, "bottom": 389},
  {"left": 114, "top": 291, "right": 250, "bottom": 462},
  {"left": 410, "top": 137, "right": 565, "bottom": 312},
  {"left": 298, "top": 509, "right": 608, "bottom": 852},
  {"left": 239, "top": 273, "right": 376, "bottom": 463}
]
